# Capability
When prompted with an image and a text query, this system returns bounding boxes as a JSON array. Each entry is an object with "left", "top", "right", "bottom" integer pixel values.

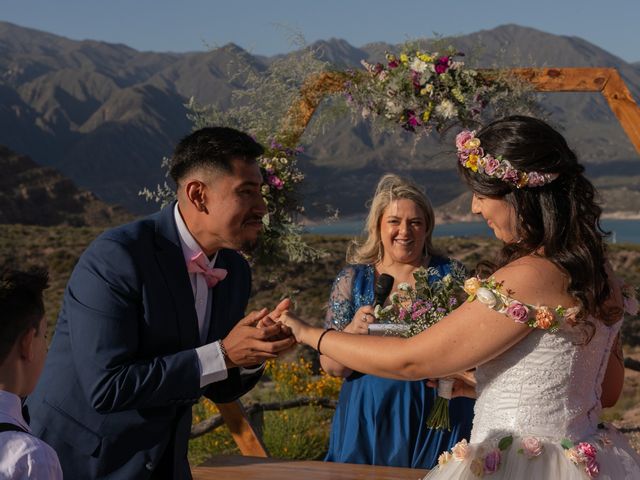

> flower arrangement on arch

[
  {"left": 344, "top": 47, "right": 519, "bottom": 136},
  {"left": 253, "top": 139, "right": 325, "bottom": 265}
]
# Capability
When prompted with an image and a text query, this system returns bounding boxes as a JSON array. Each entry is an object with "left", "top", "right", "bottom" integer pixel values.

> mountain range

[{"left": 0, "top": 21, "right": 639, "bottom": 220}]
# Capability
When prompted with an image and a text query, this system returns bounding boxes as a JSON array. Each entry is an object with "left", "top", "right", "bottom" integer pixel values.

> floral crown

[{"left": 455, "top": 130, "right": 559, "bottom": 188}]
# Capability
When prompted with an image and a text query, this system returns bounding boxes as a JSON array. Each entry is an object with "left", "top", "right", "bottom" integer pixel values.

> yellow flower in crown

[
  {"left": 465, "top": 154, "right": 479, "bottom": 172},
  {"left": 517, "top": 172, "right": 529, "bottom": 188},
  {"left": 465, "top": 138, "right": 481, "bottom": 150},
  {"left": 400, "top": 53, "right": 409, "bottom": 63}
]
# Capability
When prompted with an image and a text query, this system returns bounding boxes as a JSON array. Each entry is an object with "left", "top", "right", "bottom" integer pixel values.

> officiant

[
  {"left": 26, "top": 127, "right": 296, "bottom": 479},
  {"left": 320, "top": 174, "right": 475, "bottom": 469}
]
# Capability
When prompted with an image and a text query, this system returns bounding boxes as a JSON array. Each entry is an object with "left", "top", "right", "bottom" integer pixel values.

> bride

[{"left": 280, "top": 116, "right": 640, "bottom": 479}]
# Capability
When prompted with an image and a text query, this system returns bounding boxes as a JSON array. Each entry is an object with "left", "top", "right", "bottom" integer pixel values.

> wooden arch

[
  {"left": 211, "top": 67, "right": 640, "bottom": 458},
  {"left": 279, "top": 68, "right": 640, "bottom": 155}
]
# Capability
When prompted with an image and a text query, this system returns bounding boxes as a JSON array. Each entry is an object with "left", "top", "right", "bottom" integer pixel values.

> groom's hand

[{"left": 222, "top": 309, "right": 296, "bottom": 367}]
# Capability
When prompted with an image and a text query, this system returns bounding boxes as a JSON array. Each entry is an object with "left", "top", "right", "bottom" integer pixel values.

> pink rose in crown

[
  {"left": 527, "top": 171, "right": 546, "bottom": 187},
  {"left": 502, "top": 167, "right": 519, "bottom": 184},
  {"left": 521, "top": 437, "right": 544, "bottom": 458},
  {"left": 483, "top": 155, "right": 500, "bottom": 175},
  {"left": 506, "top": 301, "right": 529, "bottom": 323},
  {"left": 456, "top": 130, "right": 476, "bottom": 150},
  {"left": 483, "top": 449, "right": 501, "bottom": 474}
]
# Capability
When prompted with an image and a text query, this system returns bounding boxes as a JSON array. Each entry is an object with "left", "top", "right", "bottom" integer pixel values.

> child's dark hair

[{"left": 0, "top": 267, "right": 49, "bottom": 363}]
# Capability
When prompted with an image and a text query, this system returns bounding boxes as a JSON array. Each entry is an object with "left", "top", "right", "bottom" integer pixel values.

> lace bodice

[{"left": 471, "top": 317, "right": 621, "bottom": 443}]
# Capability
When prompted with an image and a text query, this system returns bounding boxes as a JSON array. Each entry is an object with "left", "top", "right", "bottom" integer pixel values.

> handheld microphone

[
  {"left": 373, "top": 273, "right": 394, "bottom": 308},
  {"left": 368, "top": 273, "right": 396, "bottom": 336}
]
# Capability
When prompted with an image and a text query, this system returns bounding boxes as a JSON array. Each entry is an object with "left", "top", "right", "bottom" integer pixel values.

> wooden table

[{"left": 192, "top": 455, "right": 428, "bottom": 480}]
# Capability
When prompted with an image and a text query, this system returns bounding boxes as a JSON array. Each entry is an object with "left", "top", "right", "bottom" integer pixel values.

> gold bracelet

[{"left": 317, "top": 328, "right": 336, "bottom": 355}]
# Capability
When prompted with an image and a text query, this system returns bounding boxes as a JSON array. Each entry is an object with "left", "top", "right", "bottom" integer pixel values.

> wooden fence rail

[{"left": 192, "top": 397, "right": 338, "bottom": 439}]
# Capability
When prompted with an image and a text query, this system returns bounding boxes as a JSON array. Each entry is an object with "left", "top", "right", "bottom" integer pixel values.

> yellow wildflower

[{"left": 466, "top": 155, "right": 479, "bottom": 172}]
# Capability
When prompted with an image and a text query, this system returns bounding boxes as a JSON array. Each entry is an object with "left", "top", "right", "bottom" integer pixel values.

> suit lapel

[{"left": 154, "top": 202, "right": 200, "bottom": 350}]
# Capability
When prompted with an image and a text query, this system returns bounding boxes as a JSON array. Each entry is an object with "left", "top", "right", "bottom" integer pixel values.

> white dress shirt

[
  {"left": 174, "top": 204, "right": 263, "bottom": 388},
  {"left": 0, "top": 390, "right": 63, "bottom": 479}
]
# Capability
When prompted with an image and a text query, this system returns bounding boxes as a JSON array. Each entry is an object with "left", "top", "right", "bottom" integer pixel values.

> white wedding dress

[{"left": 425, "top": 314, "right": 640, "bottom": 479}]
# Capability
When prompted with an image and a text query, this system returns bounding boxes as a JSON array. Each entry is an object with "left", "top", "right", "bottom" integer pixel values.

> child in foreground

[{"left": 0, "top": 267, "right": 62, "bottom": 479}]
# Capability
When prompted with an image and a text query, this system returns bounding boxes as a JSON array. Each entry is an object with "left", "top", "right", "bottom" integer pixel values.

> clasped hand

[{"left": 221, "top": 299, "right": 296, "bottom": 367}]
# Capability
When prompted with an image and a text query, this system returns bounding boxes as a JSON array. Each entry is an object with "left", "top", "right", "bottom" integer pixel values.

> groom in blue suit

[{"left": 26, "top": 127, "right": 295, "bottom": 479}]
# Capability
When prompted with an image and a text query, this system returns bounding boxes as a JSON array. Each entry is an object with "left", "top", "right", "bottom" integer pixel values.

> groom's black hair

[
  {"left": 0, "top": 267, "right": 49, "bottom": 363},
  {"left": 169, "top": 127, "right": 264, "bottom": 184}
]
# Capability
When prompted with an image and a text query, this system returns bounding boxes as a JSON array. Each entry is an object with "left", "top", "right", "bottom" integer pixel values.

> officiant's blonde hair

[{"left": 347, "top": 174, "right": 435, "bottom": 265}]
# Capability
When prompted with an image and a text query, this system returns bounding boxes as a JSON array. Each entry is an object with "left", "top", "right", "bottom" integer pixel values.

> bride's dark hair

[{"left": 459, "top": 115, "right": 617, "bottom": 325}]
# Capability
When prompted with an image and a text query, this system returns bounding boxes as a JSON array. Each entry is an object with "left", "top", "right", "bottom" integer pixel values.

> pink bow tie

[{"left": 187, "top": 252, "right": 228, "bottom": 288}]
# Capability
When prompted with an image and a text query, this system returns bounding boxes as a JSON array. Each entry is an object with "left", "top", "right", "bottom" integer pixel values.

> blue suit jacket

[{"left": 27, "top": 203, "right": 262, "bottom": 479}]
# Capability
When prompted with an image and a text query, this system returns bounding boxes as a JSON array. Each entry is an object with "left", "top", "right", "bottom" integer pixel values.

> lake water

[{"left": 306, "top": 218, "right": 640, "bottom": 244}]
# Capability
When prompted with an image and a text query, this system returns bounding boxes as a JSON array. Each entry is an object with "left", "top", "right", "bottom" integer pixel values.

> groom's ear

[{"left": 184, "top": 179, "right": 208, "bottom": 212}]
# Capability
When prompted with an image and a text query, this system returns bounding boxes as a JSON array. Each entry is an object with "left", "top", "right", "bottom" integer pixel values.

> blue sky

[{"left": 1, "top": 0, "right": 638, "bottom": 62}]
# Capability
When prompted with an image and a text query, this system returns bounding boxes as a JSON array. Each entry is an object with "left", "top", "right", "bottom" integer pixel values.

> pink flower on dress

[
  {"left": 451, "top": 439, "right": 470, "bottom": 461},
  {"left": 585, "top": 458, "right": 600, "bottom": 478},
  {"left": 521, "top": 437, "right": 544, "bottom": 458},
  {"left": 469, "top": 458, "right": 484, "bottom": 477},
  {"left": 506, "top": 301, "right": 529, "bottom": 323},
  {"left": 576, "top": 442, "right": 597, "bottom": 460},
  {"left": 483, "top": 449, "right": 501, "bottom": 474},
  {"left": 438, "top": 451, "right": 452, "bottom": 468}
]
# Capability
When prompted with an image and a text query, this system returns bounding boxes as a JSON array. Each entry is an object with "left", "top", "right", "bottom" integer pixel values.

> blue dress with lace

[{"left": 324, "top": 256, "right": 475, "bottom": 469}]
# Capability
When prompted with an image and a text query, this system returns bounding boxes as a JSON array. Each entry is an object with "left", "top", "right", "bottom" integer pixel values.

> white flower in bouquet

[{"left": 435, "top": 99, "right": 456, "bottom": 119}]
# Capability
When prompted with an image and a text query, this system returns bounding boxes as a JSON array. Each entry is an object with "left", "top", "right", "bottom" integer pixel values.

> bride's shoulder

[{"left": 491, "top": 256, "right": 576, "bottom": 307}]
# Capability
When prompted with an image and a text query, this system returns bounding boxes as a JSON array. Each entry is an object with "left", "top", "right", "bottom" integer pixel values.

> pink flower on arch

[
  {"left": 435, "top": 56, "right": 450, "bottom": 74},
  {"left": 267, "top": 175, "right": 284, "bottom": 190}
]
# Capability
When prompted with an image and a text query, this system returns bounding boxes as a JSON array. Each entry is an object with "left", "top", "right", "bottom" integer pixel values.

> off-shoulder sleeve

[{"left": 325, "top": 265, "right": 358, "bottom": 330}]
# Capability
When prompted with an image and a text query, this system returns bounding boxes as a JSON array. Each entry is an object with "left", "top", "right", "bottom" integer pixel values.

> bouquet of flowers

[{"left": 374, "top": 263, "right": 467, "bottom": 430}]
